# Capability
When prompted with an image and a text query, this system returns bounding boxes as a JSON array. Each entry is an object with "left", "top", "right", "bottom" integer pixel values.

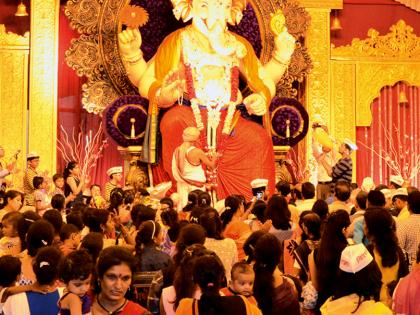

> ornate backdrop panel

[{"left": 356, "top": 82, "right": 420, "bottom": 187}]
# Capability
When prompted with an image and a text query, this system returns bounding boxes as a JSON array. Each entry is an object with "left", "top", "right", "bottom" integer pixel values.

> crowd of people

[{"left": 0, "top": 150, "right": 419, "bottom": 315}]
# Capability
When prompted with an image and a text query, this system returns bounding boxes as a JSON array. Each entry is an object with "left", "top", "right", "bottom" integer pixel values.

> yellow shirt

[
  {"left": 321, "top": 294, "right": 392, "bottom": 315},
  {"left": 373, "top": 249, "right": 399, "bottom": 307},
  {"left": 397, "top": 206, "right": 409, "bottom": 221}
]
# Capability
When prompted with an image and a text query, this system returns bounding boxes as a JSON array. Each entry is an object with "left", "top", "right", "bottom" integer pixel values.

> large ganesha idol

[{"left": 118, "top": 0, "right": 296, "bottom": 200}]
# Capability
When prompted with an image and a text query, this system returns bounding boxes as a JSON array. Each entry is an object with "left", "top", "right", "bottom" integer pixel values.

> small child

[
  {"left": 221, "top": 261, "right": 257, "bottom": 304},
  {"left": 52, "top": 173, "right": 65, "bottom": 196},
  {"left": 59, "top": 224, "right": 81, "bottom": 256},
  {"left": 0, "top": 255, "right": 21, "bottom": 313},
  {"left": 90, "top": 184, "right": 106, "bottom": 209},
  {"left": 0, "top": 212, "right": 22, "bottom": 256},
  {"left": 58, "top": 250, "right": 94, "bottom": 315},
  {"left": 33, "top": 176, "right": 51, "bottom": 216}
]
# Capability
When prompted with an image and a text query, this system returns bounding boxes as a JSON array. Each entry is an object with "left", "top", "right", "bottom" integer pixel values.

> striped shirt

[
  {"left": 23, "top": 167, "right": 39, "bottom": 206},
  {"left": 332, "top": 157, "right": 352, "bottom": 183},
  {"left": 104, "top": 181, "right": 117, "bottom": 202}
]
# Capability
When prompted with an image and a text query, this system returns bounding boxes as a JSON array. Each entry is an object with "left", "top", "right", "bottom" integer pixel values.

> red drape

[
  {"left": 57, "top": 6, "right": 123, "bottom": 190},
  {"left": 331, "top": 0, "right": 420, "bottom": 47},
  {"left": 356, "top": 82, "right": 420, "bottom": 187},
  {"left": 159, "top": 106, "right": 276, "bottom": 201}
]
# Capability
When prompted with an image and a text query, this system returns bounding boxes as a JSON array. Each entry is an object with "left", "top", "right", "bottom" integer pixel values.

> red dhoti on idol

[{"left": 160, "top": 105, "right": 275, "bottom": 201}]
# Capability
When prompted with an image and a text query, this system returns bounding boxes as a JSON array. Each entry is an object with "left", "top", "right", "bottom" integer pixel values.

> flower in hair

[
  {"left": 40, "top": 261, "right": 50, "bottom": 268},
  {"left": 41, "top": 239, "right": 47, "bottom": 245}
]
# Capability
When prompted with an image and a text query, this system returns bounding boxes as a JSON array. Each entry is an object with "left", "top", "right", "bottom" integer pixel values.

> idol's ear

[
  {"left": 172, "top": 0, "right": 193, "bottom": 22},
  {"left": 229, "top": 0, "right": 246, "bottom": 25}
]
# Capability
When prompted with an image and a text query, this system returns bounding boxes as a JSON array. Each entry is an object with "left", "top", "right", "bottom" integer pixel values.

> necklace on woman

[{"left": 96, "top": 294, "right": 127, "bottom": 315}]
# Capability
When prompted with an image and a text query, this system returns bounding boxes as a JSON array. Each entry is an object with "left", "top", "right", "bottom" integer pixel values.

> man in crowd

[
  {"left": 392, "top": 188, "right": 409, "bottom": 221},
  {"left": 329, "top": 181, "right": 352, "bottom": 214},
  {"left": 397, "top": 191, "right": 420, "bottom": 270},
  {"left": 390, "top": 174, "right": 404, "bottom": 190},
  {"left": 312, "top": 117, "right": 335, "bottom": 200},
  {"left": 320, "top": 138, "right": 357, "bottom": 184},
  {"left": 104, "top": 166, "right": 123, "bottom": 202},
  {"left": 23, "top": 152, "right": 40, "bottom": 206},
  {"left": 297, "top": 182, "right": 316, "bottom": 214}
]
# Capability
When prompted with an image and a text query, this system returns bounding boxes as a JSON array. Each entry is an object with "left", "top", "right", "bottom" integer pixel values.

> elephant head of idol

[{"left": 171, "top": 0, "right": 247, "bottom": 57}]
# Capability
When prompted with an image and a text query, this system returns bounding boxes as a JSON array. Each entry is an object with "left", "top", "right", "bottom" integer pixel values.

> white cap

[
  {"left": 339, "top": 244, "right": 373, "bottom": 273},
  {"left": 390, "top": 175, "right": 404, "bottom": 187},
  {"left": 343, "top": 138, "right": 358, "bottom": 151},
  {"left": 380, "top": 188, "right": 392, "bottom": 199},
  {"left": 361, "top": 177, "right": 375, "bottom": 192},
  {"left": 250, "top": 178, "right": 268, "bottom": 189},
  {"left": 392, "top": 187, "right": 408, "bottom": 200},
  {"left": 27, "top": 152, "right": 40, "bottom": 159},
  {"left": 106, "top": 166, "right": 123, "bottom": 176},
  {"left": 147, "top": 181, "right": 172, "bottom": 200}
]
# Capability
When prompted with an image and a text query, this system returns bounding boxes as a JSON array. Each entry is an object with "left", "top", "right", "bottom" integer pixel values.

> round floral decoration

[
  {"left": 270, "top": 97, "right": 309, "bottom": 146},
  {"left": 104, "top": 95, "right": 149, "bottom": 147}
]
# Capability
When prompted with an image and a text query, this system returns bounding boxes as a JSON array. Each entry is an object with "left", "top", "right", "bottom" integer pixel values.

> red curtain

[
  {"left": 356, "top": 82, "right": 420, "bottom": 187},
  {"left": 57, "top": 6, "right": 123, "bottom": 189},
  {"left": 331, "top": 1, "right": 420, "bottom": 48}
]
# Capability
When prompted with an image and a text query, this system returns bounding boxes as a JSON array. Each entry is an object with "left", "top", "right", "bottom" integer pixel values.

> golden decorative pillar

[
  {"left": 297, "top": 0, "right": 347, "bottom": 181},
  {"left": 28, "top": 0, "right": 60, "bottom": 173},
  {"left": 300, "top": 0, "right": 342, "bottom": 127},
  {"left": 0, "top": 25, "right": 29, "bottom": 190}
]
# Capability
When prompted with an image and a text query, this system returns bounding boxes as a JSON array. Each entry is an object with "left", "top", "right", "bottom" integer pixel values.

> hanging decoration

[{"left": 57, "top": 122, "right": 108, "bottom": 179}]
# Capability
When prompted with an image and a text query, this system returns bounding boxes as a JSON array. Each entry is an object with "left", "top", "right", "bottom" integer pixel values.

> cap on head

[
  {"left": 392, "top": 187, "right": 408, "bottom": 200},
  {"left": 342, "top": 138, "right": 358, "bottom": 152},
  {"left": 339, "top": 244, "right": 373, "bottom": 273},
  {"left": 27, "top": 152, "right": 40, "bottom": 160},
  {"left": 106, "top": 166, "right": 123, "bottom": 177},
  {"left": 380, "top": 188, "right": 392, "bottom": 199},
  {"left": 250, "top": 178, "right": 268, "bottom": 189},
  {"left": 390, "top": 175, "right": 404, "bottom": 187},
  {"left": 361, "top": 177, "right": 375, "bottom": 193}
]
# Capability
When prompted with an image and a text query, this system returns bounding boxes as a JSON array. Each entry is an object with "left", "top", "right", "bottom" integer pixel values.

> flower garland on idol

[{"left": 185, "top": 64, "right": 240, "bottom": 191}]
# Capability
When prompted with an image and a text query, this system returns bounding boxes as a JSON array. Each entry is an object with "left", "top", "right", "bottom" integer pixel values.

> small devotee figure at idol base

[{"left": 172, "top": 127, "right": 216, "bottom": 211}]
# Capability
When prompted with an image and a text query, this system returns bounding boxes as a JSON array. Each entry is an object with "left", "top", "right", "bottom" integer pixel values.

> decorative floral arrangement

[
  {"left": 104, "top": 95, "right": 149, "bottom": 147},
  {"left": 57, "top": 122, "right": 107, "bottom": 179},
  {"left": 358, "top": 122, "right": 420, "bottom": 181},
  {"left": 270, "top": 97, "right": 309, "bottom": 146}
]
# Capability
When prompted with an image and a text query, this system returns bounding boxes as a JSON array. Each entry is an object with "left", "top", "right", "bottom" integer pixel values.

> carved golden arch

[{"left": 331, "top": 20, "right": 420, "bottom": 129}]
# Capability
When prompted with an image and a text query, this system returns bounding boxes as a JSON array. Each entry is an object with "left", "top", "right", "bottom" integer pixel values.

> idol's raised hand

[
  {"left": 118, "top": 28, "right": 142, "bottom": 59},
  {"left": 243, "top": 93, "right": 267, "bottom": 116}
]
